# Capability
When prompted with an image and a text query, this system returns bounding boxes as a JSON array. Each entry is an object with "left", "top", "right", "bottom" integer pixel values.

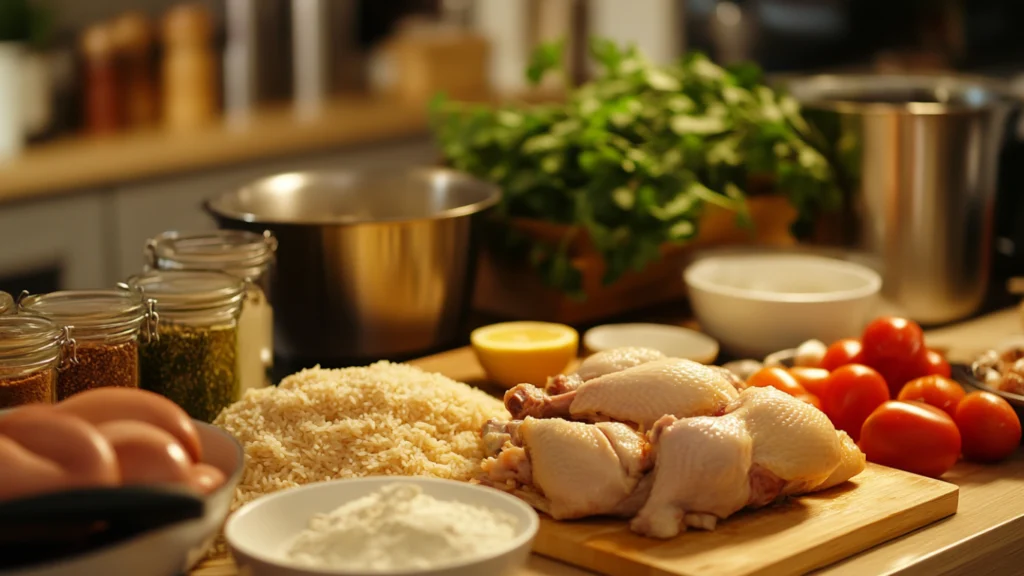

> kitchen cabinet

[{"left": 0, "top": 193, "right": 107, "bottom": 293}]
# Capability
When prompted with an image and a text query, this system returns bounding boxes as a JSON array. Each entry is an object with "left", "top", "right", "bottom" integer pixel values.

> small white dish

[
  {"left": 225, "top": 476, "right": 539, "bottom": 576},
  {"left": 583, "top": 323, "right": 720, "bottom": 364},
  {"left": 684, "top": 253, "right": 882, "bottom": 358}
]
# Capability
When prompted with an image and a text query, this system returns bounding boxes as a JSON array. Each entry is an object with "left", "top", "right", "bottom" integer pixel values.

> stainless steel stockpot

[{"left": 786, "top": 74, "right": 1020, "bottom": 324}]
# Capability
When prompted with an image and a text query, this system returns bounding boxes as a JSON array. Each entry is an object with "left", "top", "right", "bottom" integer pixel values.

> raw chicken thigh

[
  {"left": 630, "top": 386, "right": 866, "bottom": 538},
  {"left": 507, "top": 358, "right": 740, "bottom": 429},
  {"left": 479, "top": 417, "right": 654, "bottom": 520},
  {"left": 477, "top": 346, "right": 867, "bottom": 540},
  {"left": 543, "top": 346, "right": 666, "bottom": 394},
  {"left": 575, "top": 346, "right": 667, "bottom": 382}
]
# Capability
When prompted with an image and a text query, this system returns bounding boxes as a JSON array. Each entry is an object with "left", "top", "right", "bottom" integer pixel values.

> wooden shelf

[{"left": 0, "top": 96, "right": 431, "bottom": 204}]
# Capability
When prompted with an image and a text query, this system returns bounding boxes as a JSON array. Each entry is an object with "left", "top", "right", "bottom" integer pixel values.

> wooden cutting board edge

[{"left": 528, "top": 477, "right": 958, "bottom": 576}]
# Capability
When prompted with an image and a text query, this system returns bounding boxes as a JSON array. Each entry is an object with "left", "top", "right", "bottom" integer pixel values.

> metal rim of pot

[
  {"left": 204, "top": 167, "right": 502, "bottom": 227},
  {"left": 778, "top": 73, "right": 1022, "bottom": 116}
]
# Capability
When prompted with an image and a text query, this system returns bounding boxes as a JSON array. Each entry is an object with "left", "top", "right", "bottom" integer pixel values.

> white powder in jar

[{"left": 283, "top": 483, "right": 518, "bottom": 571}]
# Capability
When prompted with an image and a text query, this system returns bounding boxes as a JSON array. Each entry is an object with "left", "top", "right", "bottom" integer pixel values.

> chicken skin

[
  {"left": 543, "top": 346, "right": 667, "bottom": 395},
  {"left": 507, "top": 358, "right": 739, "bottom": 429},
  {"left": 630, "top": 386, "right": 865, "bottom": 538},
  {"left": 479, "top": 417, "right": 654, "bottom": 520}
]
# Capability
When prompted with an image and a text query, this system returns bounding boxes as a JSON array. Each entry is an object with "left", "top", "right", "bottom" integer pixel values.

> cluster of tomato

[{"left": 745, "top": 316, "right": 1022, "bottom": 478}]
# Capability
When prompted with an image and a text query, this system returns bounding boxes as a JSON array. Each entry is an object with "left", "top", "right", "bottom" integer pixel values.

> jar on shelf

[
  {"left": 18, "top": 289, "right": 152, "bottom": 401},
  {"left": 145, "top": 230, "right": 276, "bottom": 393},
  {"left": 0, "top": 291, "right": 13, "bottom": 315},
  {"left": 128, "top": 269, "right": 246, "bottom": 422},
  {"left": 0, "top": 316, "right": 74, "bottom": 408}
]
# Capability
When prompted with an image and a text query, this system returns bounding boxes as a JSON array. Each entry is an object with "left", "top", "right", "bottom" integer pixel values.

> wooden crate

[{"left": 472, "top": 195, "right": 798, "bottom": 324}]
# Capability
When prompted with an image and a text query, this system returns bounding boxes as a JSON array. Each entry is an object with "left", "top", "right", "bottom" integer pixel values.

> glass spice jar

[
  {"left": 0, "top": 291, "right": 13, "bottom": 315},
  {"left": 0, "top": 315, "right": 73, "bottom": 408},
  {"left": 145, "top": 230, "right": 276, "bottom": 393},
  {"left": 19, "top": 290, "right": 151, "bottom": 401},
  {"left": 128, "top": 269, "right": 245, "bottom": 422}
]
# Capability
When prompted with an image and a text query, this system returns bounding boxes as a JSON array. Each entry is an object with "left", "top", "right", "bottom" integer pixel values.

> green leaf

[
  {"left": 527, "top": 39, "right": 565, "bottom": 85},
  {"left": 670, "top": 115, "right": 729, "bottom": 135},
  {"left": 612, "top": 186, "right": 635, "bottom": 210},
  {"left": 590, "top": 37, "right": 624, "bottom": 72}
]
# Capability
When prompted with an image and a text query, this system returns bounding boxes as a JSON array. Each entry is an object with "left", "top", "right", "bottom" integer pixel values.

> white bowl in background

[
  {"left": 225, "top": 476, "right": 539, "bottom": 576},
  {"left": 583, "top": 323, "right": 720, "bottom": 364},
  {"left": 7, "top": 421, "right": 244, "bottom": 576},
  {"left": 683, "top": 253, "right": 882, "bottom": 358}
]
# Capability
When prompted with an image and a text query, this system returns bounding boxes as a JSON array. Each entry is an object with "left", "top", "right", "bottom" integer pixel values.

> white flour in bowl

[{"left": 283, "top": 483, "right": 518, "bottom": 571}]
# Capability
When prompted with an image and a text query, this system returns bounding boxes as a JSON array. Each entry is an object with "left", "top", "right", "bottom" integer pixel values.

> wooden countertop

[
  {"left": 0, "top": 96, "right": 430, "bottom": 204},
  {"left": 192, "top": 307, "right": 1024, "bottom": 576}
]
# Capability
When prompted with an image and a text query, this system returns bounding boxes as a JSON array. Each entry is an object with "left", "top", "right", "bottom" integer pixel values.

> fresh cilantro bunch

[{"left": 431, "top": 39, "right": 840, "bottom": 298}]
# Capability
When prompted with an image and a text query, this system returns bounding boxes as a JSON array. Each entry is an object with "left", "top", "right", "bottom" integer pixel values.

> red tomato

[
  {"left": 747, "top": 367, "right": 807, "bottom": 397},
  {"left": 896, "top": 376, "right": 965, "bottom": 418},
  {"left": 789, "top": 367, "right": 831, "bottom": 399},
  {"left": 859, "top": 401, "right": 962, "bottom": 478},
  {"left": 954, "top": 391, "right": 1022, "bottom": 463},
  {"left": 869, "top": 356, "right": 930, "bottom": 399},
  {"left": 861, "top": 316, "right": 926, "bottom": 364},
  {"left": 796, "top": 393, "right": 822, "bottom": 410},
  {"left": 820, "top": 339, "right": 864, "bottom": 371},
  {"left": 923, "top": 349, "right": 951, "bottom": 378},
  {"left": 821, "top": 364, "right": 890, "bottom": 441}
]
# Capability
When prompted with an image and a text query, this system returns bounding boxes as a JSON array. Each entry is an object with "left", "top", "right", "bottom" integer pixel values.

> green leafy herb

[{"left": 431, "top": 39, "right": 841, "bottom": 296}]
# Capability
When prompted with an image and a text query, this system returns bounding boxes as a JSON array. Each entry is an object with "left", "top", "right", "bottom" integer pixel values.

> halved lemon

[{"left": 470, "top": 321, "right": 579, "bottom": 389}]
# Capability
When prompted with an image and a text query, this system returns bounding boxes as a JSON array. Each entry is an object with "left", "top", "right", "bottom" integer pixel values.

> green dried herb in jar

[
  {"left": 145, "top": 229, "right": 277, "bottom": 394},
  {"left": 129, "top": 270, "right": 245, "bottom": 422},
  {"left": 19, "top": 290, "right": 149, "bottom": 401},
  {"left": 0, "top": 315, "right": 71, "bottom": 408}
]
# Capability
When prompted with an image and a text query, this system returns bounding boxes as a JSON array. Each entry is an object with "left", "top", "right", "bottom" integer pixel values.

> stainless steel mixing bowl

[{"left": 205, "top": 168, "right": 500, "bottom": 365}]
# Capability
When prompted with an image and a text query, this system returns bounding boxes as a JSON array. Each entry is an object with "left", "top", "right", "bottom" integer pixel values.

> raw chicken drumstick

[
  {"left": 478, "top": 417, "right": 654, "bottom": 520},
  {"left": 506, "top": 358, "right": 740, "bottom": 429},
  {"left": 630, "top": 386, "right": 866, "bottom": 538}
]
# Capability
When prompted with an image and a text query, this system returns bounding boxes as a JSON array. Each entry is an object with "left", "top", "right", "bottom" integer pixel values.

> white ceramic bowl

[
  {"left": 683, "top": 253, "right": 882, "bottom": 358},
  {"left": 226, "top": 476, "right": 540, "bottom": 576},
  {"left": 7, "top": 421, "right": 243, "bottom": 576},
  {"left": 583, "top": 323, "right": 720, "bottom": 364}
]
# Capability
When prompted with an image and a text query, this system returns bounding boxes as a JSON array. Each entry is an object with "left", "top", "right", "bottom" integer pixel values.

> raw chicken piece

[
  {"left": 575, "top": 347, "right": 667, "bottom": 382},
  {"left": 543, "top": 346, "right": 666, "bottom": 395},
  {"left": 631, "top": 386, "right": 863, "bottom": 538},
  {"left": 507, "top": 358, "right": 739, "bottom": 429},
  {"left": 479, "top": 417, "right": 653, "bottom": 520},
  {"left": 816, "top": 430, "right": 867, "bottom": 491}
]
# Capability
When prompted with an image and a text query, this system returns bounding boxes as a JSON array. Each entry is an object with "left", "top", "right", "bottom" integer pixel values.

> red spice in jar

[
  {"left": 0, "top": 371, "right": 54, "bottom": 408},
  {"left": 56, "top": 340, "right": 139, "bottom": 401}
]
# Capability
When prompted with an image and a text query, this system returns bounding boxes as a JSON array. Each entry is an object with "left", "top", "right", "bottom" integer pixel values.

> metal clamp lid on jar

[
  {"left": 18, "top": 289, "right": 154, "bottom": 343},
  {"left": 0, "top": 291, "right": 13, "bottom": 315},
  {"left": 124, "top": 269, "right": 247, "bottom": 320},
  {"left": 144, "top": 229, "right": 277, "bottom": 281},
  {"left": 0, "top": 315, "right": 78, "bottom": 373}
]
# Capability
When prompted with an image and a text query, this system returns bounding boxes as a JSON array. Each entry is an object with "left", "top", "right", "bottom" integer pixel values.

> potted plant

[{"left": 431, "top": 39, "right": 841, "bottom": 323}]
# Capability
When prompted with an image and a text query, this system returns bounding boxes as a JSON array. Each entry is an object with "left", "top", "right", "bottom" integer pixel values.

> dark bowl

[{"left": 951, "top": 363, "right": 1024, "bottom": 434}]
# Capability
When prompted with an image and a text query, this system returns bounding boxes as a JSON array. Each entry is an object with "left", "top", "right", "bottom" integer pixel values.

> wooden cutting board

[{"left": 407, "top": 348, "right": 961, "bottom": 576}]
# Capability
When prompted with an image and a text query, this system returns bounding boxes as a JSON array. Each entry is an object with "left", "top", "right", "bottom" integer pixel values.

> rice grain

[{"left": 213, "top": 361, "right": 507, "bottom": 510}]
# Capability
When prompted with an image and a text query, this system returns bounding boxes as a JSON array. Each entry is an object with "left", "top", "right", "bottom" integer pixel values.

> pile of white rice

[{"left": 214, "top": 361, "right": 508, "bottom": 510}]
